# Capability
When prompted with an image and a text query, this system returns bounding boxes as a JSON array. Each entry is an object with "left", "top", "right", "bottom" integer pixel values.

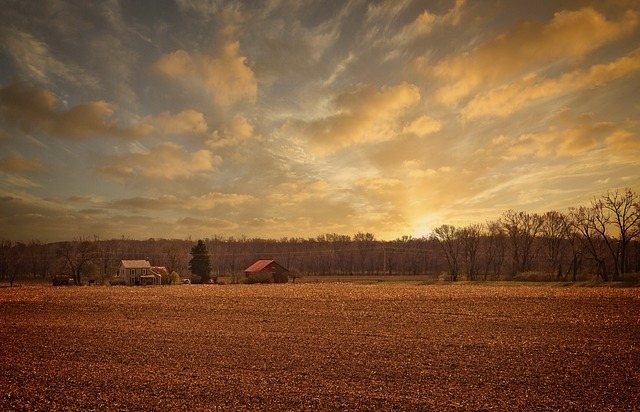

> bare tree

[
  {"left": 540, "top": 211, "right": 569, "bottom": 279},
  {"left": 483, "top": 220, "right": 506, "bottom": 279},
  {"left": 565, "top": 224, "right": 585, "bottom": 282},
  {"left": 501, "top": 210, "right": 544, "bottom": 275},
  {"left": 460, "top": 224, "right": 483, "bottom": 280},
  {"left": 569, "top": 206, "right": 610, "bottom": 281},
  {"left": 599, "top": 188, "right": 640, "bottom": 278},
  {"left": 57, "top": 237, "right": 98, "bottom": 285},
  {"left": 354, "top": 232, "right": 375, "bottom": 275},
  {"left": 433, "top": 225, "right": 461, "bottom": 281},
  {"left": 2, "top": 241, "right": 24, "bottom": 286}
]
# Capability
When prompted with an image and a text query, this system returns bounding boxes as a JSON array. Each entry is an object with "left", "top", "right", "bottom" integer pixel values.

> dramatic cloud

[
  {"left": 0, "top": 80, "right": 149, "bottom": 139},
  {"left": 462, "top": 48, "right": 640, "bottom": 120},
  {"left": 496, "top": 108, "right": 638, "bottom": 159},
  {"left": 295, "top": 82, "right": 420, "bottom": 154},
  {"left": 144, "top": 110, "right": 209, "bottom": 135},
  {"left": 206, "top": 115, "right": 257, "bottom": 148},
  {"left": 435, "top": 7, "right": 638, "bottom": 105},
  {"left": 403, "top": 115, "right": 442, "bottom": 137},
  {"left": 1, "top": 1, "right": 638, "bottom": 241},
  {"left": 153, "top": 41, "right": 257, "bottom": 108},
  {"left": 98, "top": 142, "right": 220, "bottom": 181},
  {"left": 0, "top": 155, "right": 45, "bottom": 173}
]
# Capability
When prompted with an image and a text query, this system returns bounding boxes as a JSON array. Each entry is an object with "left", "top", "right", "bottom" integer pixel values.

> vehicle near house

[
  {"left": 244, "top": 259, "right": 289, "bottom": 283},
  {"left": 52, "top": 275, "right": 72, "bottom": 286}
]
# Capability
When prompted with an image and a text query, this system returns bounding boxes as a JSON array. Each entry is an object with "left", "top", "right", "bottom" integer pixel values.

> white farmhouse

[{"left": 118, "top": 260, "right": 161, "bottom": 285}]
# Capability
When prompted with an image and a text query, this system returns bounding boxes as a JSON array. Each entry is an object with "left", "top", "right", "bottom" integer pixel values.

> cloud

[
  {"left": 493, "top": 108, "right": 636, "bottom": 159},
  {"left": 187, "top": 192, "right": 256, "bottom": 210},
  {"left": 359, "top": 0, "right": 467, "bottom": 61},
  {"left": 293, "top": 82, "right": 420, "bottom": 154},
  {"left": 462, "top": 48, "right": 640, "bottom": 120},
  {"left": 403, "top": 115, "right": 442, "bottom": 136},
  {"left": 354, "top": 176, "right": 406, "bottom": 204},
  {"left": 0, "top": 80, "right": 150, "bottom": 139},
  {"left": 106, "top": 192, "right": 255, "bottom": 212},
  {"left": 153, "top": 41, "right": 257, "bottom": 108},
  {"left": 98, "top": 142, "right": 220, "bottom": 181},
  {"left": 206, "top": 114, "right": 257, "bottom": 148},
  {"left": 0, "top": 155, "right": 45, "bottom": 173},
  {"left": 144, "top": 109, "right": 208, "bottom": 135},
  {"left": 268, "top": 180, "right": 331, "bottom": 207},
  {"left": 0, "top": 27, "right": 98, "bottom": 88},
  {"left": 435, "top": 7, "right": 638, "bottom": 105}
]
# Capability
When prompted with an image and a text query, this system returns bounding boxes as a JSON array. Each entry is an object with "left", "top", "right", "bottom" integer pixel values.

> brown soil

[{"left": 1, "top": 283, "right": 639, "bottom": 411}]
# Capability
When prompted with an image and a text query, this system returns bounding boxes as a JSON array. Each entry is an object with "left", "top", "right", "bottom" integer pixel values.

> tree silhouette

[{"left": 189, "top": 240, "right": 212, "bottom": 283}]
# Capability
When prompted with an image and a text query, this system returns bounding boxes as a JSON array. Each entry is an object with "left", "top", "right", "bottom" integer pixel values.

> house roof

[
  {"left": 244, "top": 259, "right": 288, "bottom": 273},
  {"left": 150, "top": 266, "right": 169, "bottom": 276},
  {"left": 120, "top": 260, "right": 151, "bottom": 269}
]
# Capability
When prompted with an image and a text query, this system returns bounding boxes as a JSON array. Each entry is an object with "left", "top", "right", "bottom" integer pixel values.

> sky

[{"left": 0, "top": 0, "right": 639, "bottom": 242}]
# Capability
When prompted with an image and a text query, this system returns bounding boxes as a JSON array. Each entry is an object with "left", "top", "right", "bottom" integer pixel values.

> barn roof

[
  {"left": 120, "top": 260, "right": 151, "bottom": 269},
  {"left": 244, "top": 259, "right": 289, "bottom": 273},
  {"left": 244, "top": 259, "right": 275, "bottom": 273}
]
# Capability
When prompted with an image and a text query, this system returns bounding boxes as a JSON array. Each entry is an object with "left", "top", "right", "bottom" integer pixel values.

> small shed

[{"left": 244, "top": 259, "right": 289, "bottom": 283}]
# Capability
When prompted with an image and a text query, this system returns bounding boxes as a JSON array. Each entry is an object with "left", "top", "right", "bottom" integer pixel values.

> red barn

[{"left": 244, "top": 259, "right": 289, "bottom": 283}]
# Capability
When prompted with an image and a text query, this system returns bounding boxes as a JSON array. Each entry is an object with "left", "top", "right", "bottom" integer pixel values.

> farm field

[{"left": 1, "top": 283, "right": 639, "bottom": 411}]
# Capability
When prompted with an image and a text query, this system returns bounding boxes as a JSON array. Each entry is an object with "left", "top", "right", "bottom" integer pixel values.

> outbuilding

[{"left": 244, "top": 259, "right": 289, "bottom": 283}]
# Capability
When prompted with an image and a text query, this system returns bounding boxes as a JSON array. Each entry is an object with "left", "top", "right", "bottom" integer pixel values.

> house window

[
  {"left": 142, "top": 269, "right": 146, "bottom": 275},
  {"left": 131, "top": 269, "right": 135, "bottom": 275}
]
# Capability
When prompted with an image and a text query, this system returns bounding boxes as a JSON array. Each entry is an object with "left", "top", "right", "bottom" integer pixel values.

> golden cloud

[
  {"left": 494, "top": 109, "right": 634, "bottom": 159},
  {"left": 435, "top": 7, "right": 638, "bottom": 105},
  {"left": 462, "top": 48, "right": 640, "bottom": 120},
  {"left": 186, "top": 192, "right": 256, "bottom": 210},
  {"left": 206, "top": 114, "right": 256, "bottom": 148},
  {"left": 0, "top": 155, "right": 45, "bottom": 173},
  {"left": 268, "top": 180, "right": 332, "bottom": 207},
  {"left": 144, "top": 109, "right": 208, "bottom": 135},
  {"left": 296, "top": 82, "right": 420, "bottom": 154},
  {"left": 0, "top": 80, "right": 149, "bottom": 139},
  {"left": 402, "top": 115, "right": 442, "bottom": 136},
  {"left": 99, "top": 142, "right": 220, "bottom": 181},
  {"left": 153, "top": 41, "right": 257, "bottom": 108},
  {"left": 354, "top": 176, "right": 406, "bottom": 206}
]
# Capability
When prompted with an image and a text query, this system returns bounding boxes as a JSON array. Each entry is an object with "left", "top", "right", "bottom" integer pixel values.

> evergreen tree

[{"left": 188, "top": 240, "right": 211, "bottom": 283}]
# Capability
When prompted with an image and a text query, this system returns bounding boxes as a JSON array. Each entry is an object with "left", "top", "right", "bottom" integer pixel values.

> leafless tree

[
  {"left": 354, "top": 232, "right": 375, "bottom": 275},
  {"left": 565, "top": 224, "right": 585, "bottom": 282},
  {"left": 541, "top": 211, "right": 569, "bottom": 279},
  {"left": 569, "top": 206, "right": 610, "bottom": 281},
  {"left": 599, "top": 188, "right": 640, "bottom": 278},
  {"left": 483, "top": 220, "right": 506, "bottom": 279},
  {"left": 501, "top": 210, "right": 544, "bottom": 275},
  {"left": 460, "top": 224, "right": 483, "bottom": 280},
  {"left": 57, "top": 237, "right": 98, "bottom": 285},
  {"left": 433, "top": 225, "right": 461, "bottom": 281}
]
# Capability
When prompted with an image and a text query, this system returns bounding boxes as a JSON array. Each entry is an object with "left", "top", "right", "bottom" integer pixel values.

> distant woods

[{"left": 1, "top": 188, "right": 639, "bottom": 283}]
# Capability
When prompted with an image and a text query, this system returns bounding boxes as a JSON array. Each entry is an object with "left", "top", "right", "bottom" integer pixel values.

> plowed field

[{"left": 1, "top": 283, "right": 639, "bottom": 411}]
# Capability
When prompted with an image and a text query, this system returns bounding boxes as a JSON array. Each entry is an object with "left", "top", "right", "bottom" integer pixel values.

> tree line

[{"left": 1, "top": 188, "right": 638, "bottom": 285}]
